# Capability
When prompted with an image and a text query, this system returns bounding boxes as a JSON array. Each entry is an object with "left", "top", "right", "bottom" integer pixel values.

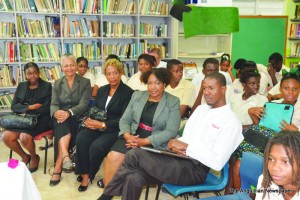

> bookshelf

[
  {"left": 0, "top": 0, "right": 175, "bottom": 104},
  {"left": 174, "top": 21, "right": 232, "bottom": 75}
]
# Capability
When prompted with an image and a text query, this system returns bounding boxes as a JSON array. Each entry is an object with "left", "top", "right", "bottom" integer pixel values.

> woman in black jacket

[
  {"left": 75, "top": 58, "right": 133, "bottom": 192},
  {"left": 2, "top": 62, "right": 52, "bottom": 173}
]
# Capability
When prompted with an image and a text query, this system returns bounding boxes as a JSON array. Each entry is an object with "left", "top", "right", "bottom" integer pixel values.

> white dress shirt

[{"left": 126, "top": 71, "right": 147, "bottom": 91}]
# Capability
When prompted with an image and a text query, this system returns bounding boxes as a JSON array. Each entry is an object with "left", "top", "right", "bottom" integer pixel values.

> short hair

[
  {"left": 243, "top": 61, "right": 257, "bottom": 70},
  {"left": 76, "top": 57, "right": 89, "bottom": 66},
  {"left": 204, "top": 72, "right": 226, "bottom": 86},
  {"left": 103, "top": 59, "right": 123, "bottom": 74},
  {"left": 106, "top": 54, "right": 121, "bottom": 62},
  {"left": 150, "top": 48, "right": 162, "bottom": 58},
  {"left": 141, "top": 68, "right": 170, "bottom": 86},
  {"left": 239, "top": 69, "right": 261, "bottom": 84},
  {"left": 220, "top": 53, "right": 231, "bottom": 63},
  {"left": 138, "top": 54, "right": 155, "bottom": 68},
  {"left": 262, "top": 131, "right": 300, "bottom": 199},
  {"left": 269, "top": 52, "right": 283, "bottom": 63},
  {"left": 280, "top": 73, "right": 300, "bottom": 87},
  {"left": 62, "top": 54, "right": 76, "bottom": 64},
  {"left": 24, "top": 62, "right": 39, "bottom": 72},
  {"left": 167, "top": 59, "right": 182, "bottom": 70},
  {"left": 203, "top": 58, "right": 219, "bottom": 69},
  {"left": 234, "top": 58, "right": 246, "bottom": 70}
]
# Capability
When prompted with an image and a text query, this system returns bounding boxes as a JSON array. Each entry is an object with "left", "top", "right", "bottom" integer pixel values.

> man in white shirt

[
  {"left": 97, "top": 72, "right": 243, "bottom": 200},
  {"left": 149, "top": 48, "right": 167, "bottom": 68}
]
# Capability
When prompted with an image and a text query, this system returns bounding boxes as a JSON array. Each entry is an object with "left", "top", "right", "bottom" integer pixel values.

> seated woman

[
  {"left": 256, "top": 131, "right": 300, "bottom": 200},
  {"left": 165, "top": 59, "right": 195, "bottom": 118},
  {"left": 2, "top": 62, "right": 52, "bottom": 173},
  {"left": 50, "top": 54, "right": 91, "bottom": 186},
  {"left": 75, "top": 59, "right": 133, "bottom": 192},
  {"left": 230, "top": 67, "right": 268, "bottom": 127},
  {"left": 126, "top": 54, "right": 155, "bottom": 91},
  {"left": 98, "top": 68, "right": 181, "bottom": 188},
  {"left": 92, "top": 54, "right": 128, "bottom": 97},
  {"left": 77, "top": 56, "right": 96, "bottom": 90},
  {"left": 220, "top": 53, "right": 234, "bottom": 83}
]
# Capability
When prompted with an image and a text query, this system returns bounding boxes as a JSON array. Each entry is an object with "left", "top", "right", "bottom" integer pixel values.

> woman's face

[
  {"left": 25, "top": 66, "right": 40, "bottom": 85},
  {"left": 105, "top": 65, "right": 121, "bottom": 87},
  {"left": 169, "top": 64, "right": 183, "bottom": 84},
  {"left": 138, "top": 58, "right": 152, "bottom": 74},
  {"left": 77, "top": 60, "right": 88, "bottom": 76},
  {"left": 147, "top": 74, "right": 165, "bottom": 99},
  {"left": 62, "top": 57, "right": 77, "bottom": 77},
  {"left": 280, "top": 79, "right": 300, "bottom": 105},
  {"left": 243, "top": 77, "right": 260, "bottom": 96},
  {"left": 220, "top": 61, "right": 230, "bottom": 72},
  {"left": 267, "top": 144, "right": 298, "bottom": 191}
]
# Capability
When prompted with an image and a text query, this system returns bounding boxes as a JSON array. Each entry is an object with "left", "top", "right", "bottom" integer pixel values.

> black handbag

[
  {"left": 89, "top": 106, "right": 107, "bottom": 121},
  {"left": 0, "top": 113, "right": 39, "bottom": 129}
]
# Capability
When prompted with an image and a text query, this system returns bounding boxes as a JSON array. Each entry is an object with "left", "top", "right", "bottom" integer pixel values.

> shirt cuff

[{"left": 68, "top": 109, "right": 74, "bottom": 116}]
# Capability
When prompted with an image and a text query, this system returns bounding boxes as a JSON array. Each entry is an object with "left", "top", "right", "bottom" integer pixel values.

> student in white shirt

[
  {"left": 97, "top": 72, "right": 243, "bottom": 200},
  {"left": 77, "top": 57, "right": 95, "bottom": 89},
  {"left": 127, "top": 54, "right": 155, "bottom": 91},
  {"left": 266, "top": 52, "right": 289, "bottom": 87},
  {"left": 220, "top": 53, "right": 234, "bottom": 82},
  {"left": 255, "top": 131, "right": 300, "bottom": 200},
  {"left": 149, "top": 47, "right": 167, "bottom": 68}
]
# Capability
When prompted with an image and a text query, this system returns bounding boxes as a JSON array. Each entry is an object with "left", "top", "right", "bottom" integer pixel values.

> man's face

[
  {"left": 269, "top": 59, "right": 282, "bottom": 72},
  {"left": 203, "top": 63, "right": 219, "bottom": 76},
  {"left": 202, "top": 77, "right": 226, "bottom": 108}
]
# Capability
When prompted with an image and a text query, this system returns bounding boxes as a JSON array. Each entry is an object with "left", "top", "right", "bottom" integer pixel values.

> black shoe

[
  {"left": 29, "top": 155, "right": 40, "bottom": 173},
  {"left": 77, "top": 175, "right": 83, "bottom": 182},
  {"left": 78, "top": 179, "right": 92, "bottom": 192},
  {"left": 97, "top": 178, "right": 104, "bottom": 188},
  {"left": 38, "top": 142, "right": 53, "bottom": 151},
  {"left": 49, "top": 172, "right": 62, "bottom": 186},
  {"left": 97, "top": 194, "right": 113, "bottom": 200}
]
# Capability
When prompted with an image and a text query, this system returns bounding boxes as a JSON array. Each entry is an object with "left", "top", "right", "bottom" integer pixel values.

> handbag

[
  {"left": 234, "top": 125, "right": 277, "bottom": 158},
  {"left": 89, "top": 106, "right": 107, "bottom": 122},
  {"left": 0, "top": 113, "right": 39, "bottom": 130}
]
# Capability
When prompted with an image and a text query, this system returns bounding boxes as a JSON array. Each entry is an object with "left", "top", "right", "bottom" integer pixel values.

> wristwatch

[{"left": 102, "top": 122, "right": 106, "bottom": 129}]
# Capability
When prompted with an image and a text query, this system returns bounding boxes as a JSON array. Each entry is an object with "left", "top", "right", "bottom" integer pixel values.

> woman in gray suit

[
  {"left": 98, "top": 68, "right": 181, "bottom": 188},
  {"left": 50, "top": 54, "right": 91, "bottom": 186}
]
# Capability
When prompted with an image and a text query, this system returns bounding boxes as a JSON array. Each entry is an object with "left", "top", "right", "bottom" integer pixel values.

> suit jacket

[
  {"left": 94, "top": 81, "right": 133, "bottom": 132},
  {"left": 11, "top": 78, "right": 52, "bottom": 116},
  {"left": 119, "top": 91, "right": 181, "bottom": 149},
  {"left": 51, "top": 74, "right": 91, "bottom": 116}
]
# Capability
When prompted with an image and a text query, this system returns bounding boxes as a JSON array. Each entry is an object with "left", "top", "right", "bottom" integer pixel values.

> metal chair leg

[
  {"left": 9, "top": 149, "right": 12, "bottom": 159},
  {"left": 145, "top": 185, "right": 149, "bottom": 200},
  {"left": 43, "top": 136, "right": 48, "bottom": 174},
  {"left": 155, "top": 185, "right": 161, "bottom": 200},
  {"left": 184, "top": 193, "right": 189, "bottom": 200}
]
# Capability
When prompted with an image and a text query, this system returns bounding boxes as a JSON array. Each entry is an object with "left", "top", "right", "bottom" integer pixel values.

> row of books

[
  {"left": 139, "top": 0, "right": 169, "bottom": 15},
  {"left": 0, "top": 41, "right": 17, "bottom": 63},
  {"left": 103, "top": 43, "right": 136, "bottom": 59},
  {"left": 0, "top": 0, "right": 13, "bottom": 11},
  {"left": 290, "top": 42, "right": 300, "bottom": 57},
  {"left": 103, "top": 21, "right": 135, "bottom": 38},
  {"left": 17, "top": 16, "right": 60, "bottom": 38},
  {"left": 289, "top": 23, "right": 300, "bottom": 38},
  {"left": 19, "top": 42, "right": 60, "bottom": 62},
  {"left": 63, "top": 42, "right": 101, "bottom": 61},
  {"left": 39, "top": 64, "right": 62, "bottom": 82},
  {"left": 139, "top": 23, "right": 167, "bottom": 37},
  {"left": 104, "top": 0, "right": 136, "bottom": 14},
  {"left": 62, "top": 16, "right": 100, "bottom": 38},
  {"left": 0, "top": 92, "right": 14, "bottom": 109},
  {"left": 62, "top": 0, "right": 99, "bottom": 14},
  {"left": 15, "top": 0, "right": 59, "bottom": 12},
  {"left": 140, "top": 40, "right": 168, "bottom": 58},
  {"left": 294, "top": 5, "right": 300, "bottom": 19},
  {"left": 0, "top": 22, "right": 15, "bottom": 38},
  {"left": 0, "top": 65, "right": 19, "bottom": 87}
]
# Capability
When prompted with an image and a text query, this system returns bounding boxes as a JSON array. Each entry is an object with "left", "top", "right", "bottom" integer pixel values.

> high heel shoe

[
  {"left": 77, "top": 175, "right": 83, "bottom": 182},
  {"left": 97, "top": 178, "right": 104, "bottom": 188},
  {"left": 78, "top": 180, "right": 92, "bottom": 192},
  {"left": 29, "top": 155, "right": 40, "bottom": 173},
  {"left": 62, "top": 155, "right": 73, "bottom": 173},
  {"left": 49, "top": 172, "right": 62, "bottom": 186}
]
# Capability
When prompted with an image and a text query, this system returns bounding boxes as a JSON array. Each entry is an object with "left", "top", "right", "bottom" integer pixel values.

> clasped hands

[
  {"left": 54, "top": 110, "right": 70, "bottom": 123},
  {"left": 83, "top": 118, "right": 105, "bottom": 130},
  {"left": 124, "top": 133, "right": 148, "bottom": 148}
]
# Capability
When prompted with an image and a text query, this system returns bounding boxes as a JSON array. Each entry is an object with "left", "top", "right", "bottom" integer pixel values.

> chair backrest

[{"left": 240, "top": 152, "right": 263, "bottom": 189}]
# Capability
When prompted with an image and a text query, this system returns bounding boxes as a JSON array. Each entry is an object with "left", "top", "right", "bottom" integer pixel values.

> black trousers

[
  {"left": 104, "top": 148, "right": 210, "bottom": 200},
  {"left": 75, "top": 128, "right": 118, "bottom": 180}
]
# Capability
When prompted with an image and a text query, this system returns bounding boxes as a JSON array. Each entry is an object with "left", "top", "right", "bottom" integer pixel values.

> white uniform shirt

[
  {"left": 83, "top": 71, "right": 95, "bottom": 87},
  {"left": 258, "top": 64, "right": 289, "bottom": 87},
  {"left": 230, "top": 93, "right": 268, "bottom": 125},
  {"left": 127, "top": 71, "right": 147, "bottom": 91},
  {"left": 157, "top": 60, "right": 167, "bottom": 68},
  {"left": 232, "top": 74, "right": 268, "bottom": 96},
  {"left": 255, "top": 175, "right": 300, "bottom": 200},
  {"left": 179, "top": 104, "right": 243, "bottom": 171}
]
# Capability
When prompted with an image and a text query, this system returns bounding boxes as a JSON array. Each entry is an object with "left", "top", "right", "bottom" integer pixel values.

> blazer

[
  {"left": 94, "top": 81, "right": 133, "bottom": 132},
  {"left": 11, "top": 78, "right": 52, "bottom": 116},
  {"left": 51, "top": 74, "right": 91, "bottom": 116},
  {"left": 119, "top": 91, "right": 181, "bottom": 149}
]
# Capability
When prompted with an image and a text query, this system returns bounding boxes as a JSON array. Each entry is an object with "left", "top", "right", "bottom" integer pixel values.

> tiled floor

[{"left": 0, "top": 137, "right": 218, "bottom": 200}]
